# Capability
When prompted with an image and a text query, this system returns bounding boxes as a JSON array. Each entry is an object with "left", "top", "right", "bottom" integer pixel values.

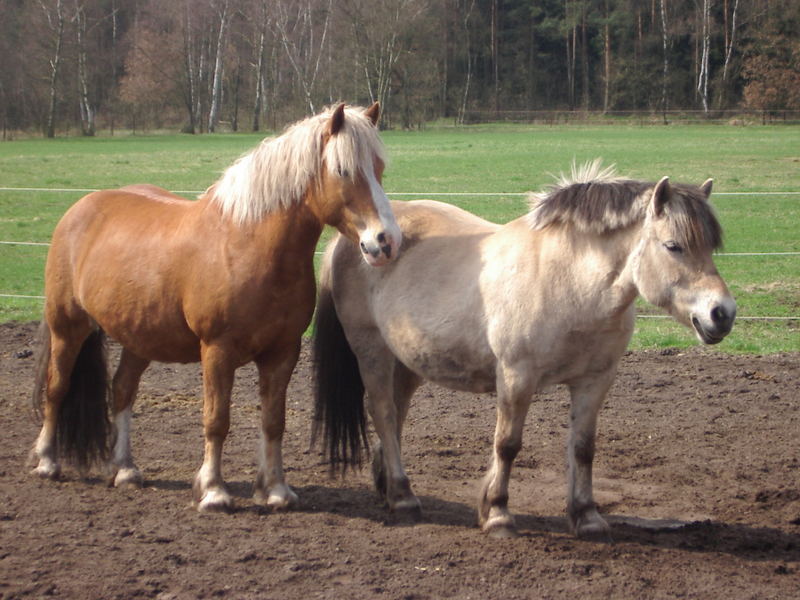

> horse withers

[
  {"left": 312, "top": 161, "right": 735, "bottom": 538},
  {"left": 30, "top": 103, "right": 401, "bottom": 512}
]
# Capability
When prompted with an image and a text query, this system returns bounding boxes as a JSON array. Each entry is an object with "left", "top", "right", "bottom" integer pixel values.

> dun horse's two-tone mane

[
  {"left": 210, "top": 105, "right": 386, "bottom": 226},
  {"left": 526, "top": 159, "right": 722, "bottom": 251}
]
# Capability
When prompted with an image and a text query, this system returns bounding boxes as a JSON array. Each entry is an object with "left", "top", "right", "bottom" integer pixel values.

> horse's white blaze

[{"left": 359, "top": 170, "right": 401, "bottom": 267}]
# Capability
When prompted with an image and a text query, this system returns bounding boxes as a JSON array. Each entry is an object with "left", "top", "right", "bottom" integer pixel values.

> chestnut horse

[
  {"left": 312, "top": 161, "right": 736, "bottom": 538},
  {"left": 30, "top": 103, "right": 401, "bottom": 512}
]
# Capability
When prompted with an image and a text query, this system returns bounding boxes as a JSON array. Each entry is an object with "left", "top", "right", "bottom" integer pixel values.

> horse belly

[
  {"left": 89, "top": 295, "right": 199, "bottom": 363},
  {"left": 384, "top": 325, "right": 496, "bottom": 393},
  {"left": 75, "top": 255, "right": 200, "bottom": 362}
]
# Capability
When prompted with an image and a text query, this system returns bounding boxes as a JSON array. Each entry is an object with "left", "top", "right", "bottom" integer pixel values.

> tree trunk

[
  {"left": 660, "top": 0, "right": 669, "bottom": 121},
  {"left": 207, "top": 0, "right": 229, "bottom": 133},
  {"left": 43, "top": 0, "right": 66, "bottom": 138},
  {"left": 719, "top": 0, "right": 739, "bottom": 108},
  {"left": 252, "top": 16, "right": 267, "bottom": 132},
  {"left": 697, "top": 0, "right": 711, "bottom": 113},
  {"left": 580, "top": 6, "right": 589, "bottom": 111},
  {"left": 458, "top": 0, "right": 476, "bottom": 124},
  {"left": 603, "top": 0, "right": 610, "bottom": 112},
  {"left": 183, "top": 1, "right": 198, "bottom": 134},
  {"left": 275, "top": 0, "right": 332, "bottom": 115},
  {"left": 491, "top": 0, "right": 499, "bottom": 116},
  {"left": 109, "top": 0, "right": 118, "bottom": 135},
  {"left": 75, "top": 1, "right": 95, "bottom": 136}
]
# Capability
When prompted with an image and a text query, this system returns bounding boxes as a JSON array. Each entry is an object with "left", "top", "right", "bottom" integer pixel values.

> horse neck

[
  {"left": 197, "top": 193, "right": 324, "bottom": 262},
  {"left": 548, "top": 222, "right": 643, "bottom": 318}
]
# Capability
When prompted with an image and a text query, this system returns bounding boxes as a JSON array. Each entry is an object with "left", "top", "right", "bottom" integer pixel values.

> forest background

[{"left": 1, "top": 0, "right": 798, "bottom": 137}]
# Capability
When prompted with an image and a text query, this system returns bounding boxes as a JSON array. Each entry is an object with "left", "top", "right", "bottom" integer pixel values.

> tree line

[{"left": 1, "top": 0, "right": 798, "bottom": 137}]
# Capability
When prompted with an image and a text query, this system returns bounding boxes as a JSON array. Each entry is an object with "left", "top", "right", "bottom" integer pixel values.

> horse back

[{"left": 390, "top": 200, "right": 498, "bottom": 242}]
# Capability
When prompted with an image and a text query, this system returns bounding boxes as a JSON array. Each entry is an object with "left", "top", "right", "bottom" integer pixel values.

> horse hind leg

[
  {"left": 31, "top": 319, "right": 108, "bottom": 479},
  {"left": 370, "top": 360, "right": 422, "bottom": 518},
  {"left": 360, "top": 353, "right": 422, "bottom": 519},
  {"left": 109, "top": 349, "right": 150, "bottom": 488}
]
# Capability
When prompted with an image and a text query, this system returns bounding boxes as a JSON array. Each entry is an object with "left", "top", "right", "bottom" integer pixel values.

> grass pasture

[{"left": 0, "top": 124, "right": 797, "bottom": 353}]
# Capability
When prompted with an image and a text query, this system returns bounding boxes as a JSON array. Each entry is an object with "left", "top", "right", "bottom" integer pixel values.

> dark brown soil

[{"left": 1, "top": 321, "right": 798, "bottom": 599}]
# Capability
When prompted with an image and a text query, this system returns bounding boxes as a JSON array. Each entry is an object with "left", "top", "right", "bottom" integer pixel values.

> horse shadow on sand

[{"left": 140, "top": 477, "right": 799, "bottom": 565}]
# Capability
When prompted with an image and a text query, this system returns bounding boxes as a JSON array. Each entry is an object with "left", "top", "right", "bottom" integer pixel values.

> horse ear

[
  {"left": 328, "top": 103, "right": 346, "bottom": 136},
  {"left": 699, "top": 178, "right": 713, "bottom": 198},
  {"left": 652, "top": 176, "right": 671, "bottom": 216},
  {"left": 364, "top": 102, "right": 381, "bottom": 126}
]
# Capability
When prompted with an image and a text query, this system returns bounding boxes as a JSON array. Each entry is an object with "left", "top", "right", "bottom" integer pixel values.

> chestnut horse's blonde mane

[
  {"left": 210, "top": 105, "right": 386, "bottom": 226},
  {"left": 526, "top": 159, "right": 722, "bottom": 251}
]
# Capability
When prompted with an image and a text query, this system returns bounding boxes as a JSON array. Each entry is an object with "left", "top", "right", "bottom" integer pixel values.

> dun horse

[
  {"left": 313, "top": 161, "right": 736, "bottom": 538},
  {"left": 31, "top": 103, "right": 401, "bottom": 512}
]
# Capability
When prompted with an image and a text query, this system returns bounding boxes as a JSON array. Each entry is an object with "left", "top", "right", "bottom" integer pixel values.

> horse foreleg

[
  {"left": 109, "top": 349, "right": 150, "bottom": 488},
  {"left": 193, "top": 344, "right": 235, "bottom": 512},
  {"left": 252, "top": 344, "right": 300, "bottom": 511},
  {"left": 367, "top": 360, "right": 422, "bottom": 517},
  {"left": 566, "top": 374, "right": 615, "bottom": 540},
  {"left": 478, "top": 366, "right": 533, "bottom": 538}
]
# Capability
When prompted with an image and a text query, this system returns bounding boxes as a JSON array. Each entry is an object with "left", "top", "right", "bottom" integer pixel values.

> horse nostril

[
  {"left": 360, "top": 241, "right": 368, "bottom": 254},
  {"left": 377, "top": 232, "right": 386, "bottom": 244},
  {"left": 711, "top": 305, "right": 728, "bottom": 326}
]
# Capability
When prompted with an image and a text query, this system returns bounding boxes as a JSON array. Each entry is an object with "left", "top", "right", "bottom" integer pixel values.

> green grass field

[{"left": 1, "top": 124, "right": 798, "bottom": 353}]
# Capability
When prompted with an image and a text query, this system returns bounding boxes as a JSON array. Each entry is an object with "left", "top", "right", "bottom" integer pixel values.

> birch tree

[
  {"left": 251, "top": 0, "right": 272, "bottom": 131},
  {"left": 718, "top": 0, "right": 739, "bottom": 107},
  {"left": 457, "top": 0, "right": 476, "bottom": 124},
  {"left": 659, "top": 0, "right": 670, "bottom": 119},
  {"left": 40, "top": 0, "right": 66, "bottom": 137},
  {"left": 207, "top": 0, "right": 230, "bottom": 133},
  {"left": 74, "top": 0, "right": 95, "bottom": 136},
  {"left": 696, "top": 0, "right": 712, "bottom": 112},
  {"left": 274, "top": 0, "right": 332, "bottom": 115}
]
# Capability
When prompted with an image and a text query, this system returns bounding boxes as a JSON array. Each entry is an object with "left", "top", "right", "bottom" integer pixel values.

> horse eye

[
  {"left": 337, "top": 167, "right": 350, "bottom": 178},
  {"left": 664, "top": 241, "right": 683, "bottom": 253}
]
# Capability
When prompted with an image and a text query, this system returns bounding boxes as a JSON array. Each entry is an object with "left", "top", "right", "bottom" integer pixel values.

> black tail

[
  {"left": 34, "top": 321, "right": 111, "bottom": 471},
  {"left": 312, "top": 284, "right": 368, "bottom": 472}
]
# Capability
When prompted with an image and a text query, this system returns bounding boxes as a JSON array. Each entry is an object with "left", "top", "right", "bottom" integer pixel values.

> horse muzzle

[
  {"left": 691, "top": 299, "right": 736, "bottom": 344},
  {"left": 359, "top": 228, "right": 401, "bottom": 267}
]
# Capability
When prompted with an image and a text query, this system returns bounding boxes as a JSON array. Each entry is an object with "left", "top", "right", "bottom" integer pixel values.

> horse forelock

[
  {"left": 661, "top": 184, "right": 723, "bottom": 252},
  {"left": 211, "top": 105, "right": 385, "bottom": 226},
  {"left": 526, "top": 161, "right": 722, "bottom": 251}
]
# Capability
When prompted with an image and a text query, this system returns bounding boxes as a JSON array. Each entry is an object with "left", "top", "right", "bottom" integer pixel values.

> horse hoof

[
  {"left": 255, "top": 487, "right": 299, "bottom": 511},
  {"left": 32, "top": 463, "right": 60, "bottom": 480},
  {"left": 573, "top": 512, "right": 613, "bottom": 542},
  {"left": 482, "top": 515, "right": 518, "bottom": 538},
  {"left": 389, "top": 498, "right": 423, "bottom": 522},
  {"left": 576, "top": 521, "right": 613, "bottom": 543},
  {"left": 197, "top": 489, "right": 234, "bottom": 513},
  {"left": 486, "top": 523, "right": 519, "bottom": 539},
  {"left": 114, "top": 468, "right": 143, "bottom": 489}
]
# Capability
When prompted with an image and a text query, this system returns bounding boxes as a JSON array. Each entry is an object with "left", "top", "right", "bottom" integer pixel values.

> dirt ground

[{"left": 0, "top": 320, "right": 798, "bottom": 599}]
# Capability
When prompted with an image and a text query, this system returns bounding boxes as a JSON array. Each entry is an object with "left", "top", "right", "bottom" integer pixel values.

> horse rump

[
  {"left": 311, "top": 283, "right": 369, "bottom": 472},
  {"left": 32, "top": 321, "right": 111, "bottom": 471}
]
